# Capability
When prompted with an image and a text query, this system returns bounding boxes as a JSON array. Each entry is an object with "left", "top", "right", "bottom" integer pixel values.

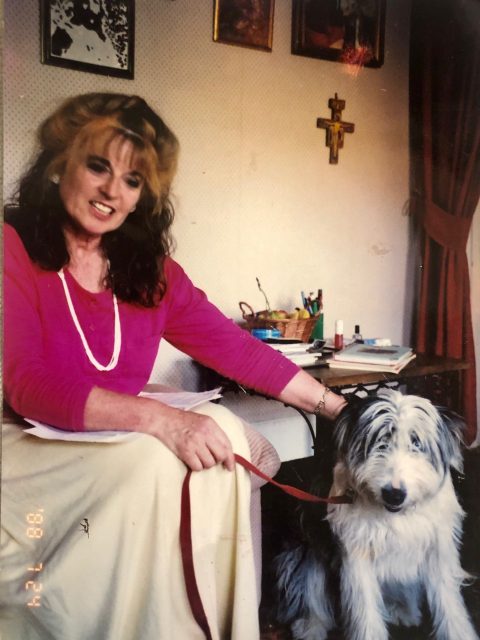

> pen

[{"left": 318, "top": 289, "right": 323, "bottom": 312}]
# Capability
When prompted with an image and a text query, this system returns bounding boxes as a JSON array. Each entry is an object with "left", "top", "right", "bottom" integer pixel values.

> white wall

[{"left": 4, "top": 0, "right": 413, "bottom": 395}]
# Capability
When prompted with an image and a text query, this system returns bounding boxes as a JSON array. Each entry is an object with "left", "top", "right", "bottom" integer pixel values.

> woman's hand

[{"left": 151, "top": 407, "right": 235, "bottom": 472}]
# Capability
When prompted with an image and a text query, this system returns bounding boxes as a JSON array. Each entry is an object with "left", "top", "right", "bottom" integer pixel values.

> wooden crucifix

[{"left": 316, "top": 94, "right": 355, "bottom": 164}]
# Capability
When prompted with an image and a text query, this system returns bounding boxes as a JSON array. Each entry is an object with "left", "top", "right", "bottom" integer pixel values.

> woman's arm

[
  {"left": 83, "top": 368, "right": 346, "bottom": 472},
  {"left": 3, "top": 224, "right": 93, "bottom": 428},
  {"left": 161, "top": 260, "right": 347, "bottom": 422},
  {"left": 82, "top": 370, "right": 344, "bottom": 472},
  {"left": 83, "top": 386, "right": 236, "bottom": 471}
]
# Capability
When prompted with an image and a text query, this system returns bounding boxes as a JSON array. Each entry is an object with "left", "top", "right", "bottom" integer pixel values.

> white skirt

[{"left": 0, "top": 402, "right": 261, "bottom": 640}]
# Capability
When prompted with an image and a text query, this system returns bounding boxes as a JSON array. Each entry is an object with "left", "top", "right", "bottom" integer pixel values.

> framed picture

[
  {"left": 40, "top": 0, "right": 135, "bottom": 79},
  {"left": 213, "top": 0, "right": 275, "bottom": 52},
  {"left": 292, "top": 0, "right": 385, "bottom": 68}
]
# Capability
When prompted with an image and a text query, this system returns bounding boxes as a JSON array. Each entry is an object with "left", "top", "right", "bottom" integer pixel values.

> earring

[
  {"left": 130, "top": 206, "right": 136, "bottom": 213},
  {"left": 50, "top": 174, "right": 60, "bottom": 184}
]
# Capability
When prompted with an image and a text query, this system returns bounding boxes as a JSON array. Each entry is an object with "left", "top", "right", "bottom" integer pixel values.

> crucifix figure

[{"left": 316, "top": 94, "right": 355, "bottom": 164}]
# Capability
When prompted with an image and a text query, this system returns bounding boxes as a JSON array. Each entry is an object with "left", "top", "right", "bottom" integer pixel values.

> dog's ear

[
  {"left": 333, "top": 398, "right": 358, "bottom": 457},
  {"left": 334, "top": 395, "right": 378, "bottom": 460},
  {"left": 435, "top": 405, "right": 465, "bottom": 473}
]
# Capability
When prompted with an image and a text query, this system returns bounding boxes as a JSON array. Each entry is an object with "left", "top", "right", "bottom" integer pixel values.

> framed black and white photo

[{"left": 41, "top": 0, "right": 135, "bottom": 79}]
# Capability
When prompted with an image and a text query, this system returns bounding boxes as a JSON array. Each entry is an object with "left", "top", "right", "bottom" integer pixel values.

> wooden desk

[{"left": 307, "top": 353, "right": 468, "bottom": 410}]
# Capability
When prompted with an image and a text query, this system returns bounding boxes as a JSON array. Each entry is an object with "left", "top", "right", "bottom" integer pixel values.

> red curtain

[{"left": 410, "top": 0, "right": 480, "bottom": 443}]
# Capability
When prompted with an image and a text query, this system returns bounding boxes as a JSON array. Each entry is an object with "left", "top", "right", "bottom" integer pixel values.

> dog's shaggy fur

[{"left": 275, "top": 389, "right": 478, "bottom": 640}]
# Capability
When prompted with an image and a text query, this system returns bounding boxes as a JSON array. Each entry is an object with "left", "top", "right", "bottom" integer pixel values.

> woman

[{"left": 1, "top": 93, "right": 346, "bottom": 640}]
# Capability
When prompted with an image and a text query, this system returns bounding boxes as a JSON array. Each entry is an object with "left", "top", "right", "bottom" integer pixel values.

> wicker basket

[{"left": 239, "top": 301, "right": 317, "bottom": 342}]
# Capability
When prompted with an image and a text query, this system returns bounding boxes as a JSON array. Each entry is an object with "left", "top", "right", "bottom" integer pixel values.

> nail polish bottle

[
  {"left": 352, "top": 324, "right": 363, "bottom": 342},
  {"left": 334, "top": 320, "right": 344, "bottom": 350}
]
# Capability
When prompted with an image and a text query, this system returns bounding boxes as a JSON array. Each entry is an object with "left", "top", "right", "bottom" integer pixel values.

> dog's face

[{"left": 334, "top": 390, "right": 464, "bottom": 513}]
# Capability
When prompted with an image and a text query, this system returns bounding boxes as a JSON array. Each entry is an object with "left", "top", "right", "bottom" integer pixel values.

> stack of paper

[
  {"left": 267, "top": 341, "right": 323, "bottom": 367},
  {"left": 327, "top": 343, "right": 416, "bottom": 373}
]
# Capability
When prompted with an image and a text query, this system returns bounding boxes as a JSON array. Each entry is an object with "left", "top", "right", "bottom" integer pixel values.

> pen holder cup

[{"left": 239, "top": 301, "right": 318, "bottom": 342}]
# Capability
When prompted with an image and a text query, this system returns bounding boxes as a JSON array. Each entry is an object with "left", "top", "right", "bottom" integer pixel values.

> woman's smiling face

[{"left": 59, "top": 135, "right": 144, "bottom": 240}]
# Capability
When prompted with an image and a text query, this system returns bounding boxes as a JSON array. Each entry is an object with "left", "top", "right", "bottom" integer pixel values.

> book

[
  {"left": 267, "top": 341, "right": 323, "bottom": 367},
  {"left": 286, "top": 354, "right": 323, "bottom": 367},
  {"left": 332, "top": 343, "right": 413, "bottom": 365},
  {"left": 327, "top": 353, "right": 417, "bottom": 374}
]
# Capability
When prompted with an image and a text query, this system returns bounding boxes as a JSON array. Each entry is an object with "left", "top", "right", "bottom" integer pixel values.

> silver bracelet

[{"left": 313, "top": 387, "right": 331, "bottom": 415}]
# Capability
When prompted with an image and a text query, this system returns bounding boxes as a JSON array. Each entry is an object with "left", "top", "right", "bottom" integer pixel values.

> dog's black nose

[{"left": 381, "top": 485, "right": 407, "bottom": 510}]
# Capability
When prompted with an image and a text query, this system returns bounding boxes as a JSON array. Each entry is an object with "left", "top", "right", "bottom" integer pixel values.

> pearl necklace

[{"left": 57, "top": 269, "right": 121, "bottom": 372}]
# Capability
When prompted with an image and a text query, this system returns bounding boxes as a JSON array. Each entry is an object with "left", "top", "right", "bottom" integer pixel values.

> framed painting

[
  {"left": 213, "top": 0, "right": 275, "bottom": 52},
  {"left": 40, "top": 0, "right": 135, "bottom": 79},
  {"left": 292, "top": 0, "right": 385, "bottom": 68}
]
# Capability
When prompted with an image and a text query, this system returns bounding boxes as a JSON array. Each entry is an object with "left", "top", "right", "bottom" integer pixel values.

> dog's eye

[{"left": 410, "top": 433, "right": 423, "bottom": 451}]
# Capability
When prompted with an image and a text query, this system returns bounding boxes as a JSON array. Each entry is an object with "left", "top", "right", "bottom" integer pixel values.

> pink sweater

[{"left": 4, "top": 224, "right": 300, "bottom": 431}]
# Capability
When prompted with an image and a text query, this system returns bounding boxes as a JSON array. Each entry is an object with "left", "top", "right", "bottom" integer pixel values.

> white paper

[
  {"left": 23, "top": 388, "right": 223, "bottom": 443},
  {"left": 268, "top": 342, "right": 310, "bottom": 354},
  {"left": 138, "top": 387, "right": 223, "bottom": 409},
  {"left": 23, "top": 422, "right": 143, "bottom": 443}
]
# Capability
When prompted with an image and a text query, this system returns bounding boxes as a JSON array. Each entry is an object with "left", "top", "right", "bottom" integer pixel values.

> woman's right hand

[{"left": 151, "top": 406, "right": 235, "bottom": 472}]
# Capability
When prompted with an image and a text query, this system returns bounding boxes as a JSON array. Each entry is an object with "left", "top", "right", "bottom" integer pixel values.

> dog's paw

[
  {"left": 387, "top": 602, "right": 422, "bottom": 627},
  {"left": 291, "top": 617, "right": 330, "bottom": 640}
]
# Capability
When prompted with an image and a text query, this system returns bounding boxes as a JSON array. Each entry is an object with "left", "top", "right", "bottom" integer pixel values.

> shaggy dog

[{"left": 275, "top": 389, "right": 478, "bottom": 640}]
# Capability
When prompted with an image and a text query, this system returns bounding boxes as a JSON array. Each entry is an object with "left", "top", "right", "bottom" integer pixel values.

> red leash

[
  {"left": 180, "top": 453, "right": 352, "bottom": 638},
  {"left": 233, "top": 454, "right": 352, "bottom": 505},
  {"left": 180, "top": 466, "right": 213, "bottom": 640}
]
